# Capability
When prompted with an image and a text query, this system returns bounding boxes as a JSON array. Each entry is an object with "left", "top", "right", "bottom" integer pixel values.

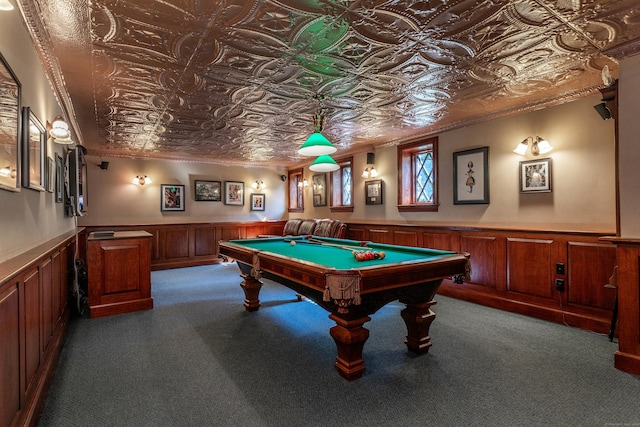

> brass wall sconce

[
  {"left": 513, "top": 136, "right": 552, "bottom": 156},
  {"left": 252, "top": 180, "right": 265, "bottom": 190},
  {"left": 362, "top": 152, "right": 377, "bottom": 178},
  {"left": 132, "top": 175, "right": 152, "bottom": 185}
]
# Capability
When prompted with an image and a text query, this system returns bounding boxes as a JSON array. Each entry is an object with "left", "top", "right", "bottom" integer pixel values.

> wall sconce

[
  {"left": 252, "top": 180, "right": 265, "bottom": 190},
  {"left": 0, "top": 0, "right": 14, "bottom": 11},
  {"left": 48, "top": 115, "right": 72, "bottom": 143},
  {"left": 513, "top": 136, "right": 552, "bottom": 156},
  {"left": 297, "top": 178, "right": 308, "bottom": 188},
  {"left": 362, "top": 152, "right": 377, "bottom": 178},
  {"left": 132, "top": 175, "right": 152, "bottom": 185},
  {"left": 0, "top": 166, "right": 16, "bottom": 178}
]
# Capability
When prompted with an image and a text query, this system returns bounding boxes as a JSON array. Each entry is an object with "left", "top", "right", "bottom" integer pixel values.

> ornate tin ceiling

[{"left": 17, "top": 0, "right": 640, "bottom": 168}]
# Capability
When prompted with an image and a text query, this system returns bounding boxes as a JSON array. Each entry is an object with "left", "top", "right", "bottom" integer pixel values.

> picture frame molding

[
  {"left": 161, "top": 184, "right": 185, "bottom": 211},
  {"left": 21, "top": 106, "right": 46, "bottom": 191},
  {"left": 55, "top": 153, "right": 63, "bottom": 202},
  {"left": 250, "top": 193, "right": 265, "bottom": 211},
  {"left": 365, "top": 179, "right": 383, "bottom": 205},
  {"left": 194, "top": 180, "right": 221, "bottom": 201},
  {"left": 453, "top": 146, "right": 490, "bottom": 205},
  {"left": 312, "top": 173, "right": 327, "bottom": 207},
  {"left": 520, "top": 157, "right": 552, "bottom": 193},
  {"left": 0, "top": 53, "right": 22, "bottom": 193},
  {"left": 224, "top": 180, "right": 245, "bottom": 205}
]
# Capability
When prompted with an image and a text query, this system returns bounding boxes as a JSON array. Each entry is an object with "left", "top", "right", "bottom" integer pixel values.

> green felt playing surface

[{"left": 228, "top": 236, "right": 456, "bottom": 270}]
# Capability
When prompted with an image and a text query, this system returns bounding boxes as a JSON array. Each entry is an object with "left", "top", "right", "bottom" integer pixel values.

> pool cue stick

[{"left": 306, "top": 238, "right": 368, "bottom": 252}]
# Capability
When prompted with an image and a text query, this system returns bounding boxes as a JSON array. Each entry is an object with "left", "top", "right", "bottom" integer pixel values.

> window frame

[
  {"left": 329, "top": 156, "right": 354, "bottom": 213},
  {"left": 397, "top": 137, "right": 439, "bottom": 212},
  {"left": 287, "top": 168, "right": 304, "bottom": 213}
]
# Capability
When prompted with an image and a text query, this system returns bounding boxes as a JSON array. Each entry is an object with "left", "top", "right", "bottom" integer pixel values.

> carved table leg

[
  {"left": 328, "top": 314, "right": 371, "bottom": 380},
  {"left": 400, "top": 300, "right": 436, "bottom": 354},
  {"left": 240, "top": 272, "right": 262, "bottom": 312}
]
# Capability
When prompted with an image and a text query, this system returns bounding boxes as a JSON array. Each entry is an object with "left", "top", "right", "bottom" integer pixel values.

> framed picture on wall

[
  {"left": 312, "top": 173, "right": 326, "bottom": 206},
  {"left": 46, "top": 156, "right": 54, "bottom": 193},
  {"left": 0, "top": 53, "right": 21, "bottom": 193},
  {"left": 520, "top": 158, "right": 552, "bottom": 193},
  {"left": 224, "top": 181, "right": 244, "bottom": 205},
  {"left": 21, "top": 106, "right": 46, "bottom": 191},
  {"left": 161, "top": 184, "right": 185, "bottom": 211},
  {"left": 250, "top": 193, "right": 265, "bottom": 211},
  {"left": 194, "top": 180, "right": 221, "bottom": 201},
  {"left": 365, "top": 179, "right": 383, "bottom": 205},
  {"left": 453, "top": 146, "right": 490, "bottom": 204},
  {"left": 55, "top": 153, "right": 63, "bottom": 202}
]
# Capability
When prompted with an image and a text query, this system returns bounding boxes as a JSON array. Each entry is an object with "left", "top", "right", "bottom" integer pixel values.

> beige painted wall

[
  {"left": 618, "top": 53, "right": 640, "bottom": 238},
  {"left": 78, "top": 157, "right": 288, "bottom": 226},
  {"left": 302, "top": 95, "right": 616, "bottom": 232},
  {"left": 0, "top": 7, "right": 74, "bottom": 263}
]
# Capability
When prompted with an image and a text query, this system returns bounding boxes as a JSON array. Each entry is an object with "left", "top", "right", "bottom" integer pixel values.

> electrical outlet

[
  {"left": 556, "top": 263, "right": 565, "bottom": 275},
  {"left": 555, "top": 279, "right": 565, "bottom": 291}
]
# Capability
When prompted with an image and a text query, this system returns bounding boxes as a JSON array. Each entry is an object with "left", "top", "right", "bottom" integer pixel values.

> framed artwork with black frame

[
  {"left": 0, "top": 53, "right": 22, "bottom": 193},
  {"left": 21, "top": 106, "right": 46, "bottom": 191},
  {"left": 250, "top": 193, "right": 265, "bottom": 211},
  {"left": 55, "top": 153, "right": 63, "bottom": 202},
  {"left": 224, "top": 181, "right": 244, "bottom": 205},
  {"left": 453, "top": 146, "right": 490, "bottom": 204},
  {"left": 520, "top": 158, "right": 552, "bottom": 193},
  {"left": 365, "top": 179, "right": 383, "bottom": 205},
  {"left": 194, "top": 180, "right": 221, "bottom": 201},
  {"left": 46, "top": 156, "right": 54, "bottom": 193},
  {"left": 312, "top": 173, "right": 326, "bottom": 206},
  {"left": 161, "top": 184, "right": 185, "bottom": 211}
]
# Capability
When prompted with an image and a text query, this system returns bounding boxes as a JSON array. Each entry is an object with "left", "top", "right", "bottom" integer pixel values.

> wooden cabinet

[{"left": 87, "top": 231, "right": 153, "bottom": 318}]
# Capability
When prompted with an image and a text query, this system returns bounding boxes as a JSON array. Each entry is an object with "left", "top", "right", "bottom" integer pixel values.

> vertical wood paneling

[
  {"left": 393, "top": 230, "right": 418, "bottom": 247},
  {"left": 164, "top": 228, "right": 189, "bottom": 259},
  {"left": 194, "top": 226, "right": 216, "bottom": 257},
  {"left": 567, "top": 242, "right": 617, "bottom": 309},
  {"left": 23, "top": 268, "right": 41, "bottom": 395},
  {"left": 52, "top": 251, "right": 61, "bottom": 327},
  {"left": 220, "top": 225, "right": 243, "bottom": 241},
  {"left": 369, "top": 229, "right": 391, "bottom": 244},
  {"left": 423, "top": 232, "right": 454, "bottom": 251},
  {"left": 460, "top": 235, "right": 497, "bottom": 288},
  {"left": 40, "top": 258, "right": 54, "bottom": 353},
  {"left": 507, "top": 238, "right": 553, "bottom": 298},
  {"left": 346, "top": 226, "right": 366, "bottom": 241},
  {"left": 0, "top": 285, "right": 20, "bottom": 427}
]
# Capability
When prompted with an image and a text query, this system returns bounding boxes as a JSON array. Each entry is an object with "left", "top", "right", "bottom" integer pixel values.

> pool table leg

[
  {"left": 400, "top": 300, "right": 436, "bottom": 354},
  {"left": 240, "top": 271, "right": 262, "bottom": 312},
  {"left": 329, "top": 314, "right": 371, "bottom": 380}
]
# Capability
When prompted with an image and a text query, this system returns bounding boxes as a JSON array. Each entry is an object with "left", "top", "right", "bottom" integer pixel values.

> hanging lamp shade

[
  {"left": 309, "top": 154, "right": 339, "bottom": 172},
  {"left": 298, "top": 132, "right": 337, "bottom": 156}
]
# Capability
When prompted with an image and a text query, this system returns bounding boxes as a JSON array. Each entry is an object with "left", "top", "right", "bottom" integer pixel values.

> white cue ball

[{"left": 290, "top": 241, "right": 296, "bottom": 246}]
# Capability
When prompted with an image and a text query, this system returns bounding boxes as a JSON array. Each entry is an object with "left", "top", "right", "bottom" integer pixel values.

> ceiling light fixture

[
  {"left": 132, "top": 175, "right": 152, "bottom": 185},
  {"left": 513, "top": 136, "right": 552, "bottom": 156},
  {"left": 298, "top": 113, "right": 337, "bottom": 157},
  {"left": 310, "top": 154, "right": 339, "bottom": 172}
]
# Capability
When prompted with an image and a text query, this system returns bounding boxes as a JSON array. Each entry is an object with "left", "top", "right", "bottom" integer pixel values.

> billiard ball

[{"left": 290, "top": 240, "right": 296, "bottom": 246}]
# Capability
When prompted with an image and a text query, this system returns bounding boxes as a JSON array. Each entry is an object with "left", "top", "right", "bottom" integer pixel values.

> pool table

[{"left": 218, "top": 236, "right": 470, "bottom": 380}]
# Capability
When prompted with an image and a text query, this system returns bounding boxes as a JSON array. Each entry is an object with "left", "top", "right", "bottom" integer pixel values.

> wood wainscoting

[
  {"left": 346, "top": 223, "right": 618, "bottom": 334},
  {"left": 0, "top": 230, "right": 76, "bottom": 427},
  {"left": 80, "top": 221, "right": 287, "bottom": 271}
]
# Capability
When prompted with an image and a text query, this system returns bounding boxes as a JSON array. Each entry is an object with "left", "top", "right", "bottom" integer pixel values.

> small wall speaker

[
  {"left": 280, "top": 174, "right": 287, "bottom": 181},
  {"left": 99, "top": 161, "right": 109, "bottom": 170},
  {"left": 594, "top": 103, "right": 612, "bottom": 120}
]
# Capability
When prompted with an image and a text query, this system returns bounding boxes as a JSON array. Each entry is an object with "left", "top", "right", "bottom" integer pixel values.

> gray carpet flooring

[{"left": 37, "top": 263, "right": 640, "bottom": 427}]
